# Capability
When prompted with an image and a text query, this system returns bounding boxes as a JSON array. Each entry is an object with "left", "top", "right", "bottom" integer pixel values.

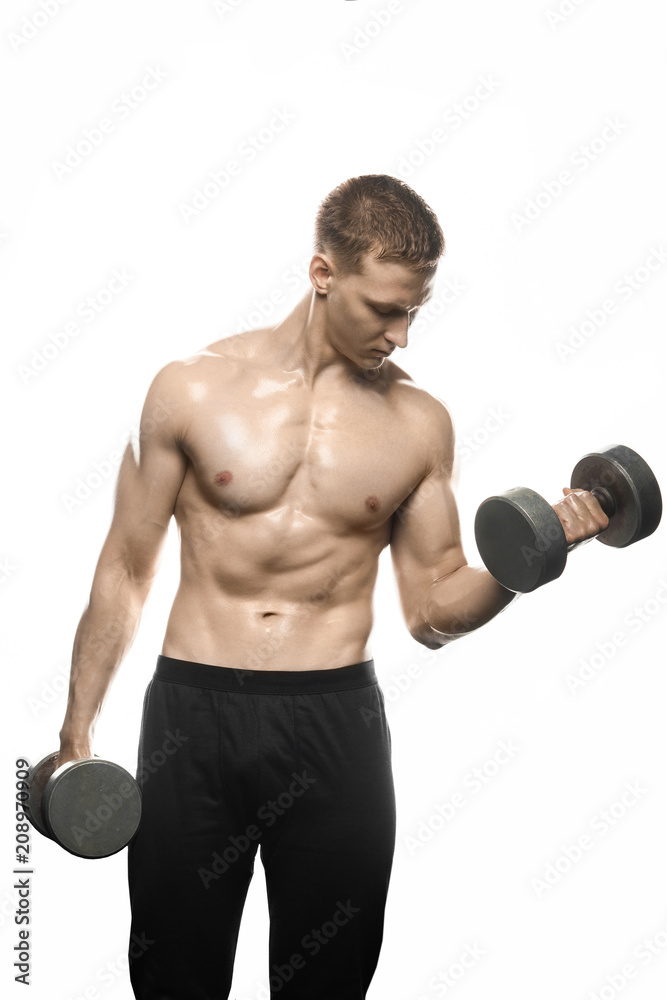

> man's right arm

[{"left": 58, "top": 361, "right": 189, "bottom": 765}]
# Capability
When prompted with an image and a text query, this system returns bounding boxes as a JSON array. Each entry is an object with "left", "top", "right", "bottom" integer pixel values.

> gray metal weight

[
  {"left": 474, "top": 486, "right": 568, "bottom": 593},
  {"left": 26, "top": 751, "right": 58, "bottom": 838},
  {"left": 26, "top": 752, "right": 142, "bottom": 859},
  {"left": 474, "top": 444, "right": 662, "bottom": 593},
  {"left": 570, "top": 445, "right": 662, "bottom": 547}
]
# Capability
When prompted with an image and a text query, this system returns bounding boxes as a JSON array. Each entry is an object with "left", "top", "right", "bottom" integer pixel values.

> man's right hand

[{"left": 56, "top": 741, "right": 93, "bottom": 771}]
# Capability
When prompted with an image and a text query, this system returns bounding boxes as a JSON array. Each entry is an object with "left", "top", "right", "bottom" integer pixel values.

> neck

[{"left": 269, "top": 290, "right": 360, "bottom": 387}]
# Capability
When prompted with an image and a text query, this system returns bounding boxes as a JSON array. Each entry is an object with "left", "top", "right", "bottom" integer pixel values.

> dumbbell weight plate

[
  {"left": 571, "top": 445, "right": 662, "bottom": 548},
  {"left": 474, "top": 486, "right": 568, "bottom": 593},
  {"left": 26, "top": 752, "right": 60, "bottom": 838},
  {"left": 42, "top": 758, "right": 142, "bottom": 859}
]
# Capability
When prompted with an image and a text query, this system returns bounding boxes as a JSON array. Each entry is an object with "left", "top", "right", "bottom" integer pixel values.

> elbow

[
  {"left": 413, "top": 632, "right": 448, "bottom": 651},
  {"left": 408, "top": 568, "right": 486, "bottom": 648},
  {"left": 92, "top": 557, "right": 156, "bottom": 608},
  {"left": 408, "top": 601, "right": 477, "bottom": 650},
  {"left": 410, "top": 625, "right": 460, "bottom": 651},
  {"left": 408, "top": 610, "right": 457, "bottom": 651}
]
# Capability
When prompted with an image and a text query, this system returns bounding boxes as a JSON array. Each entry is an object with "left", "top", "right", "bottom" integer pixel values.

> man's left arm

[{"left": 390, "top": 398, "right": 609, "bottom": 650}]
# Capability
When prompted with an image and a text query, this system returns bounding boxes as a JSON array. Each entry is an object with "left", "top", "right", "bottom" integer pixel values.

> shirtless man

[{"left": 56, "top": 175, "right": 609, "bottom": 999}]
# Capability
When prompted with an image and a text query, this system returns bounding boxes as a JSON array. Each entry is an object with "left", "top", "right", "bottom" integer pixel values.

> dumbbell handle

[
  {"left": 563, "top": 485, "right": 616, "bottom": 554},
  {"left": 588, "top": 485, "right": 616, "bottom": 518}
]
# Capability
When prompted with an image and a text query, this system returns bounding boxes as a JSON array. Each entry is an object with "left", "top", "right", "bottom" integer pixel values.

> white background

[{"left": 2, "top": 1, "right": 666, "bottom": 998}]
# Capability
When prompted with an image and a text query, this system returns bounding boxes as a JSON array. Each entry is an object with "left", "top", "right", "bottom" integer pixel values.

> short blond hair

[{"left": 314, "top": 174, "right": 445, "bottom": 276}]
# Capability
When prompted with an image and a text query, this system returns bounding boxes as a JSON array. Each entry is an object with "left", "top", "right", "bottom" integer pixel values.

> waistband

[{"left": 154, "top": 654, "right": 378, "bottom": 694}]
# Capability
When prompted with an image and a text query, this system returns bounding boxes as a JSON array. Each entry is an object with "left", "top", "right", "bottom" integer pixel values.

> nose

[{"left": 383, "top": 313, "right": 409, "bottom": 349}]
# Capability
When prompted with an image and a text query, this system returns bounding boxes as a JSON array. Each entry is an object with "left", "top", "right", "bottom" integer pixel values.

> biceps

[
  {"left": 391, "top": 472, "right": 466, "bottom": 595},
  {"left": 103, "top": 432, "right": 188, "bottom": 582}
]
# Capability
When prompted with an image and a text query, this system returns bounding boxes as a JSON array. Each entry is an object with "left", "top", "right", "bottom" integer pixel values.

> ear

[{"left": 309, "top": 253, "right": 335, "bottom": 295}]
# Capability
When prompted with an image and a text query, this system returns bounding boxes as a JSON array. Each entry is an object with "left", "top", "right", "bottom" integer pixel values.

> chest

[{"left": 179, "top": 372, "right": 427, "bottom": 528}]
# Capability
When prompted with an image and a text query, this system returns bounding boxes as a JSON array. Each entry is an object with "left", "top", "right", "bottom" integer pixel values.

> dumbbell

[
  {"left": 26, "top": 752, "right": 142, "bottom": 859},
  {"left": 474, "top": 444, "right": 662, "bottom": 593}
]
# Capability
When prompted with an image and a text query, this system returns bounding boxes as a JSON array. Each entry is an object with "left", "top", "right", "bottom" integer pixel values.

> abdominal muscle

[
  {"left": 161, "top": 592, "right": 374, "bottom": 672},
  {"left": 160, "top": 513, "right": 385, "bottom": 671}
]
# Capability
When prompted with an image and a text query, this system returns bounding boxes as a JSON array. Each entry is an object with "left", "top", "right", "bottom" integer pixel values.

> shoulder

[
  {"left": 140, "top": 331, "right": 262, "bottom": 442},
  {"left": 148, "top": 330, "right": 257, "bottom": 393},
  {"left": 138, "top": 341, "right": 239, "bottom": 446},
  {"left": 386, "top": 361, "right": 454, "bottom": 441},
  {"left": 387, "top": 362, "right": 455, "bottom": 477}
]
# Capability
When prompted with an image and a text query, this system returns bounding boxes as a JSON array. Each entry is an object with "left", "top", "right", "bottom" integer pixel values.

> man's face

[{"left": 323, "top": 254, "right": 436, "bottom": 368}]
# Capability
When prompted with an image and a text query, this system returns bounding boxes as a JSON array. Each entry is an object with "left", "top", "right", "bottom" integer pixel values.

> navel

[
  {"left": 213, "top": 470, "right": 234, "bottom": 486},
  {"left": 364, "top": 494, "right": 381, "bottom": 513}
]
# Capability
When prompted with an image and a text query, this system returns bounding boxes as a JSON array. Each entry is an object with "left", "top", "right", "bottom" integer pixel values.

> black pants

[{"left": 127, "top": 654, "right": 396, "bottom": 999}]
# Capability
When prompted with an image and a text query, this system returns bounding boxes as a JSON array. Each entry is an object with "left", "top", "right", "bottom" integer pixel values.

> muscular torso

[{"left": 162, "top": 327, "right": 435, "bottom": 670}]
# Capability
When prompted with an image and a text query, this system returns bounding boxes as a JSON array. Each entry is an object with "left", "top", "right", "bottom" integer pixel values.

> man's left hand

[{"left": 552, "top": 487, "right": 610, "bottom": 545}]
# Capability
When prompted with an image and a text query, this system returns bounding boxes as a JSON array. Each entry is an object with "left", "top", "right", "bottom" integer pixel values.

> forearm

[
  {"left": 412, "top": 564, "right": 518, "bottom": 649},
  {"left": 59, "top": 569, "right": 149, "bottom": 748}
]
